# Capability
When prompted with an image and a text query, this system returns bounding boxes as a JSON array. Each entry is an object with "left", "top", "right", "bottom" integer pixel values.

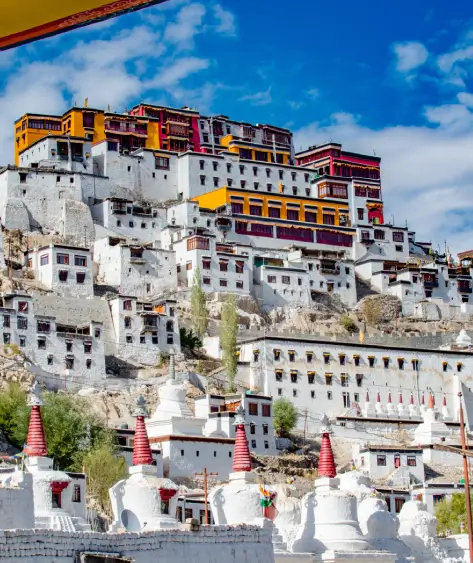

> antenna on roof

[{"left": 373, "top": 149, "right": 376, "bottom": 156}]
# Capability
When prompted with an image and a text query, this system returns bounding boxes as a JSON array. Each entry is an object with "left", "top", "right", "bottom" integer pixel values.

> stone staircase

[
  {"left": 272, "top": 524, "right": 287, "bottom": 552},
  {"left": 53, "top": 514, "right": 77, "bottom": 532}
]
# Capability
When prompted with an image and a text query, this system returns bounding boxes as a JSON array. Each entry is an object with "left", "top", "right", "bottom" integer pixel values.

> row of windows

[
  {"left": 247, "top": 402, "right": 271, "bottom": 416},
  {"left": 178, "top": 260, "right": 245, "bottom": 274},
  {"left": 266, "top": 276, "right": 351, "bottom": 289},
  {"left": 39, "top": 253, "right": 88, "bottom": 266},
  {"left": 180, "top": 449, "right": 232, "bottom": 458},
  {"left": 374, "top": 454, "right": 417, "bottom": 467},
  {"left": 116, "top": 220, "right": 157, "bottom": 229},
  {"left": 125, "top": 333, "right": 174, "bottom": 345},
  {"left": 58, "top": 271, "right": 87, "bottom": 283},
  {"left": 274, "top": 370, "right": 364, "bottom": 387},
  {"left": 259, "top": 349, "right": 462, "bottom": 371},
  {"left": 199, "top": 160, "right": 308, "bottom": 182},
  {"left": 203, "top": 278, "right": 244, "bottom": 289},
  {"left": 276, "top": 387, "right": 356, "bottom": 403}
]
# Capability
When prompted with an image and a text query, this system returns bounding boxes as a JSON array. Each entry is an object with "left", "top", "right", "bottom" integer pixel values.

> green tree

[
  {"left": 342, "top": 315, "right": 357, "bottom": 334},
  {"left": 221, "top": 294, "right": 238, "bottom": 392},
  {"left": 435, "top": 493, "right": 471, "bottom": 536},
  {"left": 0, "top": 382, "right": 27, "bottom": 440},
  {"left": 179, "top": 327, "right": 202, "bottom": 351},
  {"left": 273, "top": 398, "right": 298, "bottom": 437},
  {"left": 190, "top": 267, "right": 208, "bottom": 340},
  {"left": 72, "top": 435, "right": 128, "bottom": 518}
]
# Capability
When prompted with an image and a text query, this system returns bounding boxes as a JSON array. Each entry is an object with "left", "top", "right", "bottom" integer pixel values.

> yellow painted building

[
  {"left": 220, "top": 134, "right": 291, "bottom": 165},
  {"left": 193, "top": 186, "right": 350, "bottom": 226},
  {"left": 14, "top": 106, "right": 162, "bottom": 165}
]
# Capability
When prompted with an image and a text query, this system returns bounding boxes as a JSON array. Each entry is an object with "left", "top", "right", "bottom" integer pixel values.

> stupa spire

[
  {"left": 410, "top": 393, "right": 414, "bottom": 405},
  {"left": 365, "top": 391, "right": 370, "bottom": 402},
  {"left": 399, "top": 391, "right": 403, "bottom": 404},
  {"left": 24, "top": 381, "right": 48, "bottom": 457},
  {"left": 428, "top": 392, "right": 434, "bottom": 410},
  {"left": 132, "top": 395, "right": 153, "bottom": 466},
  {"left": 318, "top": 415, "right": 336, "bottom": 478},
  {"left": 232, "top": 405, "right": 252, "bottom": 472}
]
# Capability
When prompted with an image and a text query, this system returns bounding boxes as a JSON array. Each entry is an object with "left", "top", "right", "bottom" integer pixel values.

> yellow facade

[
  {"left": 193, "top": 187, "right": 350, "bottom": 227},
  {"left": 14, "top": 106, "right": 162, "bottom": 165},
  {"left": 220, "top": 135, "right": 291, "bottom": 165}
]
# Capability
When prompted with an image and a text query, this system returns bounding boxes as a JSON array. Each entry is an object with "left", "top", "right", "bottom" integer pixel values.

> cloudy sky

[{"left": 2, "top": 0, "right": 473, "bottom": 253}]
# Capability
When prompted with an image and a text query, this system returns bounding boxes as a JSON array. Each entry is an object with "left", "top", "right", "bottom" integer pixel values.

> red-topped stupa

[
  {"left": 24, "top": 382, "right": 48, "bottom": 458},
  {"left": 132, "top": 395, "right": 153, "bottom": 466},
  {"left": 318, "top": 416, "right": 336, "bottom": 478},
  {"left": 233, "top": 405, "right": 252, "bottom": 473}
]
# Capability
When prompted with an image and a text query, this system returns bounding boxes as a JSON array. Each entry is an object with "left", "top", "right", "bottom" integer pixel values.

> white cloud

[
  {"left": 305, "top": 88, "right": 320, "bottom": 100},
  {"left": 148, "top": 56, "right": 210, "bottom": 89},
  {"left": 294, "top": 109, "right": 473, "bottom": 254},
  {"left": 392, "top": 41, "right": 429, "bottom": 76},
  {"left": 163, "top": 3, "right": 206, "bottom": 47},
  {"left": 288, "top": 101, "right": 304, "bottom": 110},
  {"left": 239, "top": 87, "right": 272, "bottom": 106},
  {"left": 458, "top": 92, "right": 473, "bottom": 107},
  {"left": 212, "top": 4, "right": 237, "bottom": 36}
]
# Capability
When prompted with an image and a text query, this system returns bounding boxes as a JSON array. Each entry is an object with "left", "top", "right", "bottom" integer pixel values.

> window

[
  {"left": 273, "top": 349, "right": 281, "bottom": 360},
  {"left": 196, "top": 451, "right": 200, "bottom": 457},
  {"left": 202, "top": 259, "right": 211, "bottom": 270},
  {"left": 37, "top": 338, "right": 46, "bottom": 349},
  {"left": 282, "top": 276, "right": 290, "bottom": 284},
  {"left": 248, "top": 403, "right": 258, "bottom": 415},
  {"left": 126, "top": 335, "right": 133, "bottom": 343},
  {"left": 199, "top": 160, "right": 205, "bottom": 170},
  {"left": 250, "top": 423, "right": 256, "bottom": 435},
  {"left": 323, "top": 353, "right": 330, "bottom": 365},
  {"left": 219, "top": 279, "right": 228, "bottom": 287},
  {"left": 47, "top": 355, "right": 53, "bottom": 365},
  {"left": 356, "top": 374, "right": 363, "bottom": 387},
  {"left": 368, "top": 356, "right": 375, "bottom": 368},
  {"left": 2, "top": 333, "right": 9, "bottom": 345},
  {"left": 231, "top": 202, "right": 243, "bottom": 214},
  {"left": 152, "top": 334, "right": 158, "bottom": 345},
  {"left": 66, "top": 341, "right": 73, "bottom": 352},
  {"left": 251, "top": 439, "right": 257, "bottom": 448},
  {"left": 339, "top": 354, "right": 346, "bottom": 366},
  {"left": 2, "top": 316, "right": 9, "bottom": 328},
  {"left": 40, "top": 254, "right": 49, "bottom": 266},
  {"left": 76, "top": 272, "right": 86, "bottom": 284},
  {"left": 65, "top": 357, "right": 74, "bottom": 370},
  {"left": 262, "top": 423, "right": 269, "bottom": 435},
  {"left": 226, "top": 163, "right": 232, "bottom": 173},
  {"left": 287, "top": 209, "right": 299, "bottom": 221},
  {"left": 236, "top": 280, "right": 244, "bottom": 289},
  {"left": 239, "top": 165, "right": 245, "bottom": 174},
  {"left": 86, "top": 359, "right": 92, "bottom": 369},
  {"left": 203, "top": 277, "right": 211, "bottom": 285},
  {"left": 433, "top": 494, "right": 445, "bottom": 506},
  {"left": 322, "top": 213, "right": 335, "bottom": 225},
  {"left": 288, "top": 350, "right": 295, "bottom": 362},
  {"left": 307, "top": 372, "right": 315, "bottom": 384},
  {"left": 377, "top": 455, "right": 386, "bottom": 466},
  {"left": 412, "top": 359, "right": 419, "bottom": 371},
  {"left": 395, "top": 245, "right": 403, "bottom": 252},
  {"left": 395, "top": 498, "right": 405, "bottom": 513},
  {"left": 353, "top": 355, "right": 361, "bottom": 367},
  {"left": 116, "top": 220, "right": 121, "bottom": 227},
  {"left": 306, "top": 352, "right": 313, "bottom": 363},
  {"left": 325, "top": 374, "right": 333, "bottom": 385},
  {"left": 264, "top": 441, "right": 269, "bottom": 449},
  {"left": 95, "top": 329, "right": 101, "bottom": 338},
  {"left": 327, "top": 391, "right": 332, "bottom": 400},
  {"left": 123, "top": 300, "right": 132, "bottom": 311},
  {"left": 213, "top": 177, "right": 219, "bottom": 187},
  {"left": 72, "top": 485, "right": 81, "bottom": 503},
  {"left": 267, "top": 184, "right": 273, "bottom": 192},
  {"left": 293, "top": 389, "right": 297, "bottom": 397},
  {"left": 250, "top": 205, "right": 262, "bottom": 216},
  {"left": 374, "top": 229, "right": 385, "bottom": 240},
  {"left": 140, "top": 336, "right": 146, "bottom": 344},
  {"left": 442, "top": 362, "right": 448, "bottom": 372},
  {"left": 393, "top": 231, "right": 404, "bottom": 243},
  {"left": 58, "top": 270, "right": 68, "bottom": 282},
  {"left": 292, "top": 186, "right": 298, "bottom": 195},
  {"left": 269, "top": 207, "right": 280, "bottom": 218},
  {"left": 398, "top": 358, "right": 405, "bottom": 370},
  {"left": 84, "top": 341, "right": 92, "bottom": 354},
  {"left": 57, "top": 253, "right": 69, "bottom": 265},
  {"left": 74, "top": 255, "right": 87, "bottom": 267},
  {"left": 275, "top": 370, "right": 283, "bottom": 382},
  {"left": 354, "top": 393, "right": 359, "bottom": 402},
  {"left": 241, "top": 180, "right": 247, "bottom": 188},
  {"left": 341, "top": 374, "right": 349, "bottom": 387},
  {"left": 17, "top": 317, "right": 27, "bottom": 330},
  {"left": 200, "top": 175, "right": 206, "bottom": 186},
  {"left": 457, "top": 362, "right": 463, "bottom": 372},
  {"left": 235, "top": 261, "right": 244, "bottom": 274},
  {"left": 219, "top": 261, "right": 228, "bottom": 272},
  {"left": 305, "top": 211, "right": 317, "bottom": 223},
  {"left": 253, "top": 350, "right": 260, "bottom": 362},
  {"left": 407, "top": 456, "right": 417, "bottom": 467},
  {"left": 357, "top": 208, "right": 364, "bottom": 220},
  {"left": 383, "top": 357, "right": 390, "bottom": 368},
  {"left": 290, "top": 371, "right": 298, "bottom": 383}
]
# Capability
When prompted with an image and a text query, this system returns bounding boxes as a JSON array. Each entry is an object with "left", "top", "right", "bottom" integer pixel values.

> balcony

[
  {"left": 458, "top": 285, "right": 472, "bottom": 294},
  {"left": 111, "top": 204, "right": 127, "bottom": 215},
  {"left": 423, "top": 280, "right": 439, "bottom": 289},
  {"left": 320, "top": 261, "right": 340, "bottom": 274}
]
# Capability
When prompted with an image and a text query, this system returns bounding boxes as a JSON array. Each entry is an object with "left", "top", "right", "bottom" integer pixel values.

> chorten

[
  {"left": 375, "top": 392, "right": 384, "bottom": 416},
  {"left": 109, "top": 396, "right": 179, "bottom": 532},
  {"left": 413, "top": 392, "right": 451, "bottom": 445},
  {"left": 292, "top": 416, "right": 373, "bottom": 554},
  {"left": 409, "top": 393, "right": 419, "bottom": 418},
  {"left": 147, "top": 348, "right": 206, "bottom": 438},
  {"left": 441, "top": 395, "right": 450, "bottom": 421},
  {"left": 210, "top": 405, "right": 266, "bottom": 525},
  {"left": 397, "top": 392, "right": 406, "bottom": 418},
  {"left": 24, "top": 381, "right": 90, "bottom": 531},
  {"left": 386, "top": 392, "right": 395, "bottom": 417},
  {"left": 362, "top": 391, "right": 375, "bottom": 418}
]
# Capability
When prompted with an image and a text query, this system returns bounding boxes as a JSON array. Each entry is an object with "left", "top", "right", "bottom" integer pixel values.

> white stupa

[
  {"left": 23, "top": 381, "right": 90, "bottom": 531},
  {"left": 292, "top": 417, "right": 379, "bottom": 555},
  {"left": 362, "top": 391, "right": 375, "bottom": 418},
  {"left": 409, "top": 393, "right": 420, "bottom": 418},
  {"left": 109, "top": 396, "right": 179, "bottom": 532},
  {"left": 413, "top": 393, "right": 451, "bottom": 445},
  {"left": 456, "top": 329, "right": 472, "bottom": 349},
  {"left": 375, "top": 392, "right": 385, "bottom": 417},
  {"left": 147, "top": 348, "right": 206, "bottom": 438},
  {"left": 397, "top": 392, "right": 406, "bottom": 418}
]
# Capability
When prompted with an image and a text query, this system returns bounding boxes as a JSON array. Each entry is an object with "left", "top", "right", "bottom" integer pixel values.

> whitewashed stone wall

[{"left": 0, "top": 526, "right": 273, "bottom": 563}]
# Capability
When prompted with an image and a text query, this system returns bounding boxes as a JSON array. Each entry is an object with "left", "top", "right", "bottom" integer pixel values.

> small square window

[
  {"left": 86, "top": 359, "right": 92, "bottom": 369},
  {"left": 126, "top": 335, "right": 133, "bottom": 343},
  {"left": 47, "top": 355, "right": 53, "bottom": 365},
  {"left": 196, "top": 451, "right": 200, "bottom": 457},
  {"left": 19, "top": 336, "right": 26, "bottom": 347},
  {"left": 311, "top": 391, "right": 315, "bottom": 398},
  {"left": 327, "top": 391, "right": 332, "bottom": 400},
  {"left": 277, "top": 388, "right": 282, "bottom": 396}
]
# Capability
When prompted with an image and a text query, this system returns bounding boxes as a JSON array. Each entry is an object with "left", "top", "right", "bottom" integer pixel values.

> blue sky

[{"left": 2, "top": 0, "right": 473, "bottom": 252}]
